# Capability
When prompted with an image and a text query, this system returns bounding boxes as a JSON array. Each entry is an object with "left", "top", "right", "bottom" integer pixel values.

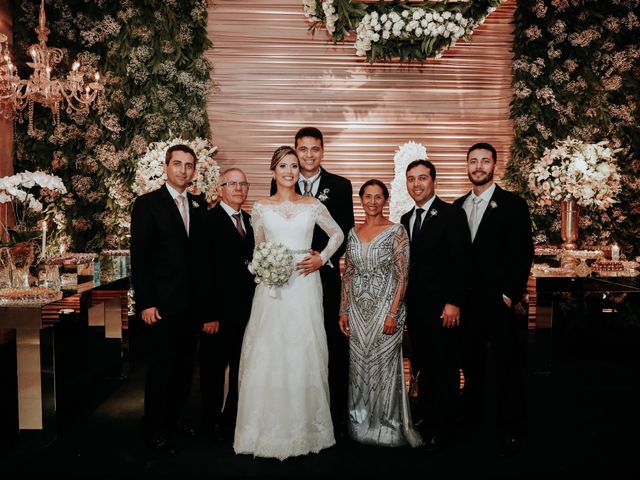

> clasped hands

[
  {"left": 296, "top": 250, "right": 323, "bottom": 276},
  {"left": 339, "top": 314, "right": 399, "bottom": 336}
]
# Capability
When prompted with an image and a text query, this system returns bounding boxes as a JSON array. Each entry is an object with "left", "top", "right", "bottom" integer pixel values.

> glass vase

[
  {"left": 9, "top": 242, "right": 35, "bottom": 290},
  {"left": 560, "top": 196, "right": 579, "bottom": 250}
]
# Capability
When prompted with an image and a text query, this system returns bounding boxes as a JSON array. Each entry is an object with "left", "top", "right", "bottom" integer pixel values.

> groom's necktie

[
  {"left": 232, "top": 213, "right": 245, "bottom": 239},
  {"left": 175, "top": 194, "right": 188, "bottom": 234},
  {"left": 470, "top": 196, "right": 483, "bottom": 241},
  {"left": 301, "top": 176, "right": 320, "bottom": 197},
  {"left": 411, "top": 208, "right": 424, "bottom": 241}
]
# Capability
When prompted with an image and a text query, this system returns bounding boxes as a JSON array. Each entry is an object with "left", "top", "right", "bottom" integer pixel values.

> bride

[{"left": 234, "top": 146, "right": 344, "bottom": 460}]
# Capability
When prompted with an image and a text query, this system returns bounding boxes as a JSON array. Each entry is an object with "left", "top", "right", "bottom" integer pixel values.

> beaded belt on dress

[{"left": 288, "top": 249, "right": 309, "bottom": 255}]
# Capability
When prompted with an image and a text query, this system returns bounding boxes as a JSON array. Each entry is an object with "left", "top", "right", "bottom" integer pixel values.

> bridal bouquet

[
  {"left": 248, "top": 241, "right": 294, "bottom": 288},
  {"left": 528, "top": 137, "right": 621, "bottom": 210}
]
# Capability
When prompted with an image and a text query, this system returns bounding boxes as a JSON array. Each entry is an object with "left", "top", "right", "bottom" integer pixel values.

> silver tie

[
  {"left": 175, "top": 195, "right": 188, "bottom": 235},
  {"left": 470, "top": 196, "right": 483, "bottom": 241}
]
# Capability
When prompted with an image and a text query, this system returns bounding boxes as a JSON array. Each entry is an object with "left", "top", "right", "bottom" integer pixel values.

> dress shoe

[
  {"left": 173, "top": 420, "right": 198, "bottom": 438},
  {"left": 497, "top": 434, "right": 521, "bottom": 458},
  {"left": 147, "top": 434, "right": 178, "bottom": 455},
  {"left": 419, "top": 432, "right": 443, "bottom": 453}
]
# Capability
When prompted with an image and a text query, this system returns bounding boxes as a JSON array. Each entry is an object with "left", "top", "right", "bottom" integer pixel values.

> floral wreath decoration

[
  {"left": 302, "top": 0, "right": 503, "bottom": 63},
  {"left": 133, "top": 137, "right": 221, "bottom": 203}
]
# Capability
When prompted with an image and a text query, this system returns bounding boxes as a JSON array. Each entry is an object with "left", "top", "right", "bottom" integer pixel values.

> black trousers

[
  {"left": 198, "top": 322, "right": 246, "bottom": 432},
  {"left": 321, "top": 267, "right": 349, "bottom": 431},
  {"left": 460, "top": 293, "right": 528, "bottom": 435},
  {"left": 407, "top": 302, "right": 460, "bottom": 435},
  {"left": 143, "top": 313, "right": 197, "bottom": 436}
]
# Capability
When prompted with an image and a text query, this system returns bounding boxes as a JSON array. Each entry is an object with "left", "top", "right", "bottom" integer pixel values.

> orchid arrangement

[{"left": 0, "top": 171, "right": 67, "bottom": 244}]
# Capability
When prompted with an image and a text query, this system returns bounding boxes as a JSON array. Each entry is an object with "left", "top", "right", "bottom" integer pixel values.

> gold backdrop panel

[{"left": 206, "top": 0, "right": 515, "bottom": 218}]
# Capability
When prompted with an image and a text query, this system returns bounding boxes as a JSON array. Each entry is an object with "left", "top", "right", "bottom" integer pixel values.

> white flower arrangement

[
  {"left": 133, "top": 137, "right": 220, "bottom": 202},
  {"left": 389, "top": 141, "right": 428, "bottom": 222},
  {"left": 302, "top": 0, "right": 502, "bottom": 62},
  {"left": 528, "top": 137, "right": 622, "bottom": 211},
  {"left": 248, "top": 241, "right": 295, "bottom": 288},
  {"left": 354, "top": 7, "right": 470, "bottom": 58},
  {"left": 0, "top": 171, "right": 67, "bottom": 239}
]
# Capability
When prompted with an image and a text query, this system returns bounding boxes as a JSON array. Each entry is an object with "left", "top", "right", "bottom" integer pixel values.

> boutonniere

[
  {"left": 192, "top": 200, "right": 200, "bottom": 209},
  {"left": 490, "top": 200, "right": 498, "bottom": 209},
  {"left": 318, "top": 188, "right": 330, "bottom": 202},
  {"left": 430, "top": 209, "right": 438, "bottom": 217}
]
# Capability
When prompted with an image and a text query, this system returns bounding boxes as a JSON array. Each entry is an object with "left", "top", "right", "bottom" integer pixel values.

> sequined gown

[
  {"left": 234, "top": 199, "right": 344, "bottom": 460},
  {"left": 340, "top": 224, "right": 422, "bottom": 447}
]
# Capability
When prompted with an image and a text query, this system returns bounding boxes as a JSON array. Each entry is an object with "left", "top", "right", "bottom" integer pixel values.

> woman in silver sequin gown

[{"left": 339, "top": 180, "right": 422, "bottom": 447}]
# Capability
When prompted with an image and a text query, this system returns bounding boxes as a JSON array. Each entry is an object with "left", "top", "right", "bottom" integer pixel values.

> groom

[
  {"left": 131, "top": 144, "right": 211, "bottom": 455},
  {"left": 271, "top": 127, "right": 354, "bottom": 436}
]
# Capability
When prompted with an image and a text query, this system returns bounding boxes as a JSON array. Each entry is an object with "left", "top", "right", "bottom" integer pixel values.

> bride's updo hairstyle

[{"left": 270, "top": 145, "right": 299, "bottom": 170}]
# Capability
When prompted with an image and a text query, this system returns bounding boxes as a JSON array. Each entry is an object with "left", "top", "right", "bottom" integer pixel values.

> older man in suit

[
  {"left": 270, "top": 127, "right": 354, "bottom": 436},
  {"left": 199, "top": 168, "right": 255, "bottom": 442},
  {"left": 131, "top": 144, "right": 211, "bottom": 455},
  {"left": 453, "top": 143, "right": 533, "bottom": 457},
  {"left": 401, "top": 159, "right": 471, "bottom": 453}
]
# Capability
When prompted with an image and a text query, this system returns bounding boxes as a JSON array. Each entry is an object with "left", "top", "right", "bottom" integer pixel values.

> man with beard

[{"left": 453, "top": 143, "right": 533, "bottom": 457}]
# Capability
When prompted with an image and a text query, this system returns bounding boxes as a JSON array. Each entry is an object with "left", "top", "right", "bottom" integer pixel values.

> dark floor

[{"left": 1, "top": 314, "right": 639, "bottom": 477}]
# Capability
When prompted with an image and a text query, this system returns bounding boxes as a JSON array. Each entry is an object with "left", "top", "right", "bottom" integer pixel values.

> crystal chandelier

[{"left": 0, "top": 0, "right": 104, "bottom": 136}]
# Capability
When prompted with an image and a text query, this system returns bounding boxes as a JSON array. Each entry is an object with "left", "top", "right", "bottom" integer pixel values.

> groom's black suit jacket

[
  {"left": 453, "top": 184, "right": 533, "bottom": 303},
  {"left": 131, "top": 185, "right": 210, "bottom": 323}
]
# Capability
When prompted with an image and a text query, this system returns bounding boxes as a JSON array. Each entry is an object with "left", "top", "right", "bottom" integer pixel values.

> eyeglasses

[{"left": 220, "top": 181, "right": 250, "bottom": 189}]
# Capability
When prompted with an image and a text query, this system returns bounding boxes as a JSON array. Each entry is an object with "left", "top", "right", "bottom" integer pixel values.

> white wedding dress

[{"left": 234, "top": 199, "right": 344, "bottom": 460}]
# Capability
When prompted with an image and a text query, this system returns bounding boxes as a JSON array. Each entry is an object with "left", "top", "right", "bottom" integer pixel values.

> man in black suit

[
  {"left": 200, "top": 168, "right": 255, "bottom": 442},
  {"left": 270, "top": 127, "right": 354, "bottom": 435},
  {"left": 131, "top": 144, "right": 211, "bottom": 455},
  {"left": 401, "top": 159, "right": 471, "bottom": 453},
  {"left": 453, "top": 143, "right": 534, "bottom": 457}
]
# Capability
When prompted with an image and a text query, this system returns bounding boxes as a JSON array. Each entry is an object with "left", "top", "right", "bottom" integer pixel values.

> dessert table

[{"left": 0, "top": 255, "right": 130, "bottom": 435}]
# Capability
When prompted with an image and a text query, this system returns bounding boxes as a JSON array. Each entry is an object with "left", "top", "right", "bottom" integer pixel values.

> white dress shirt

[
  {"left": 166, "top": 183, "right": 190, "bottom": 231},
  {"left": 409, "top": 195, "right": 437, "bottom": 239},
  {"left": 219, "top": 201, "right": 245, "bottom": 235},
  {"left": 462, "top": 182, "right": 496, "bottom": 234}
]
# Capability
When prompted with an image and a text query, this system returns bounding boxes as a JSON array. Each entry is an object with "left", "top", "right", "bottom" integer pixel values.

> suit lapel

[
  {"left": 474, "top": 185, "right": 501, "bottom": 241},
  {"left": 315, "top": 167, "right": 328, "bottom": 199},
  {"left": 241, "top": 210, "right": 253, "bottom": 241},
  {"left": 412, "top": 197, "right": 440, "bottom": 241}
]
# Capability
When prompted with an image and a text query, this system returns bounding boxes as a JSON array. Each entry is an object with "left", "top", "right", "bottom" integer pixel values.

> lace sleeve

[
  {"left": 339, "top": 229, "right": 355, "bottom": 316},
  {"left": 389, "top": 225, "right": 410, "bottom": 323},
  {"left": 314, "top": 201, "right": 345, "bottom": 265},
  {"left": 250, "top": 202, "right": 265, "bottom": 245}
]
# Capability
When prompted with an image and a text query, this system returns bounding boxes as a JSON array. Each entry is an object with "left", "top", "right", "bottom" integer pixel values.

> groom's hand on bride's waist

[{"left": 296, "top": 250, "right": 323, "bottom": 276}]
